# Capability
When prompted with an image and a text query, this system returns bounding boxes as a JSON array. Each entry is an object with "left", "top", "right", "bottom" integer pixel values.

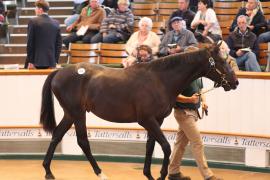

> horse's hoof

[
  {"left": 45, "top": 173, "right": 55, "bottom": 179},
  {"left": 98, "top": 172, "right": 109, "bottom": 180}
]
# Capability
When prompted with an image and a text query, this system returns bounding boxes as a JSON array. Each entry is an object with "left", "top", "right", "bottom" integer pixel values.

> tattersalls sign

[{"left": 0, "top": 128, "right": 270, "bottom": 150}]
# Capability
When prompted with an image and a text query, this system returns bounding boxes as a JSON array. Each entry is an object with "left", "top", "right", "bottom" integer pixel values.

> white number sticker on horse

[{"left": 78, "top": 68, "right": 86, "bottom": 75}]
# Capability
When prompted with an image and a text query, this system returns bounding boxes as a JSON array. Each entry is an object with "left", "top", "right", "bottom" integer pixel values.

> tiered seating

[
  {"left": 0, "top": 0, "right": 73, "bottom": 66},
  {"left": 213, "top": 1, "right": 244, "bottom": 39},
  {"left": 0, "top": 0, "right": 269, "bottom": 70},
  {"left": 157, "top": 2, "right": 178, "bottom": 22},
  {"left": 214, "top": 1, "right": 243, "bottom": 22},
  {"left": 131, "top": 1, "right": 178, "bottom": 22},
  {"left": 2, "top": 0, "right": 18, "bottom": 24},
  {"left": 99, "top": 43, "right": 127, "bottom": 65},
  {"left": 258, "top": 43, "right": 269, "bottom": 71},
  {"left": 65, "top": 43, "right": 127, "bottom": 67},
  {"left": 66, "top": 43, "right": 99, "bottom": 64},
  {"left": 260, "top": 1, "right": 270, "bottom": 19},
  {"left": 26, "top": 0, "right": 73, "bottom": 7},
  {"left": 131, "top": 3, "right": 158, "bottom": 21}
]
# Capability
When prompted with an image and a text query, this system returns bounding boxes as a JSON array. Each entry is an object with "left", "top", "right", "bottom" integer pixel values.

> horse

[{"left": 40, "top": 42, "right": 238, "bottom": 180}]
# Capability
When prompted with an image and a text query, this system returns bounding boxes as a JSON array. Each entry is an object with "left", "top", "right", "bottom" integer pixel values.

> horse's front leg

[
  {"left": 141, "top": 118, "right": 171, "bottom": 180},
  {"left": 143, "top": 134, "right": 155, "bottom": 180},
  {"left": 43, "top": 114, "right": 73, "bottom": 179}
]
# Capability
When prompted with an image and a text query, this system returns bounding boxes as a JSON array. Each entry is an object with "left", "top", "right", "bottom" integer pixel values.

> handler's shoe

[
  {"left": 168, "top": 172, "right": 191, "bottom": 180},
  {"left": 206, "top": 175, "right": 223, "bottom": 180}
]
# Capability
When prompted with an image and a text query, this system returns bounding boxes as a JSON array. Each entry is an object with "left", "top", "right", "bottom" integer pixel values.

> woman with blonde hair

[
  {"left": 229, "top": 0, "right": 267, "bottom": 36},
  {"left": 123, "top": 17, "right": 161, "bottom": 67}
]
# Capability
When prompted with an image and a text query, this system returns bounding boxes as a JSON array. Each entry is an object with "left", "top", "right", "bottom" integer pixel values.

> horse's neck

[{"left": 156, "top": 50, "right": 209, "bottom": 99}]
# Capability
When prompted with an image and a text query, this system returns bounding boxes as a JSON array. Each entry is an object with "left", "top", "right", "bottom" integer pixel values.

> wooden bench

[
  {"left": 65, "top": 43, "right": 99, "bottom": 64},
  {"left": 131, "top": 3, "right": 158, "bottom": 21},
  {"left": 259, "top": 43, "right": 269, "bottom": 71},
  {"left": 65, "top": 43, "right": 127, "bottom": 68},
  {"left": 98, "top": 43, "right": 127, "bottom": 67}
]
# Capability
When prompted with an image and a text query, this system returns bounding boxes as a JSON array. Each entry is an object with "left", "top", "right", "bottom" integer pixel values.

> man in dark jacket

[
  {"left": 26, "top": 0, "right": 62, "bottom": 69},
  {"left": 229, "top": 0, "right": 267, "bottom": 36},
  {"left": 168, "top": 0, "right": 195, "bottom": 31},
  {"left": 227, "top": 15, "right": 261, "bottom": 72}
]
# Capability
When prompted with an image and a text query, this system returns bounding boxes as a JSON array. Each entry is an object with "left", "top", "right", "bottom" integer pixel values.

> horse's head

[{"left": 204, "top": 42, "right": 239, "bottom": 91}]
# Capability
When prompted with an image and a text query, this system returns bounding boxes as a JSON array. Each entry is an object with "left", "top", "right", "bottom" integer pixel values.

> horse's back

[{"left": 50, "top": 63, "right": 172, "bottom": 122}]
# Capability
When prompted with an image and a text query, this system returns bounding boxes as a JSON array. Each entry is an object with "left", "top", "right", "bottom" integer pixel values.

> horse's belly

[{"left": 90, "top": 105, "right": 137, "bottom": 123}]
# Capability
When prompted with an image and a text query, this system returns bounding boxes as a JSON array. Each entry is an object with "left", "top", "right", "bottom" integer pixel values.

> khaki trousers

[{"left": 168, "top": 108, "right": 213, "bottom": 179}]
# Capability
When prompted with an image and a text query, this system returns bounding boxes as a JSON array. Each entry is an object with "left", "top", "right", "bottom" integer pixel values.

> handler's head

[{"left": 35, "top": 0, "right": 50, "bottom": 15}]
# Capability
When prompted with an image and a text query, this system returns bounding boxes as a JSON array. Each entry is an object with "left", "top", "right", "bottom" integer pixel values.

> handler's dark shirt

[{"left": 175, "top": 79, "right": 203, "bottom": 110}]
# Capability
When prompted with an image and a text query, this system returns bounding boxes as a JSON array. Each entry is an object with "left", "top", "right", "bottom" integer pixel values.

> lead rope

[{"left": 197, "top": 83, "right": 219, "bottom": 119}]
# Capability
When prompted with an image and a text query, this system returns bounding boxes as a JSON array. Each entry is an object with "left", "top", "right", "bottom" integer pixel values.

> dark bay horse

[{"left": 40, "top": 43, "right": 238, "bottom": 180}]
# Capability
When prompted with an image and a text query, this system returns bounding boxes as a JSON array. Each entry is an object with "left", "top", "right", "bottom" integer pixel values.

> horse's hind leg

[
  {"left": 143, "top": 135, "right": 155, "bottom": 180},
  {"left": 43, "top": 114, "right": 73, "bottom": 179},
  {"left": 141, "top": 119, "right": 171, "bottom": 180},
  {"left": 74, "top": 116, "right": 106, "bottom": 180}
]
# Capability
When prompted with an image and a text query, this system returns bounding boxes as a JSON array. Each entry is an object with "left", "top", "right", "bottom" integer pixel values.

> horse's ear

[{"left": 216, "top": 40, "right": 222, "bottom": 48}]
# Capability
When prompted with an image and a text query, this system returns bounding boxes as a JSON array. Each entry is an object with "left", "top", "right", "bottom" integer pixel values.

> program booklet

[
  {"left": 240, "top": 47, "right": 251, "bottom": 52},
  {"left": 76, "top": 25, "right": 89, "bottom": 36},
  {"left": 168, "top": 44, "right": 177, "bottom": 49}
]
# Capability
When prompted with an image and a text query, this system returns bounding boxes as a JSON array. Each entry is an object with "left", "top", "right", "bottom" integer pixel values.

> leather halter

[{"left": 206, "top": 57, "right": 231, "bottom": 88}]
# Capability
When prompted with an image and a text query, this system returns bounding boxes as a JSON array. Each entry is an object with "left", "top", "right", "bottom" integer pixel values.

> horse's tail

[{"left": 40, "top": 70, "right": 59, "bottom": 134}]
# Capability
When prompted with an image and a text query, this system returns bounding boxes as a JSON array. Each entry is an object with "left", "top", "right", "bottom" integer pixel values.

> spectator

[
  {"left": 25, "top": 0, "right": 62, "bottom": 69},
  {"left": 65, "top": 0, "right": 109, "bottom": 27},
  {"left": 168, "top": 78, "right": 223, "bottom": 180},
  {"left": 0, "top": 0, "right": 5, "bottom": 25},
  {"left": 73, "top": 0, "right": 88, "bottom": 14},
  {"left": 102, "top": 0, "right": 118, "bottom": 9},
  {"left": 191, "top": 0, "right": 222, "bottom": 43},
  {"left": 167, "top": 0, "right": 195, "bottom": 31},
  {"left": 123, "top": 17, "right": 160, "bottom": 67},
  {"left": 258, "top": 30, "right": 270, "bottom": 43},
  {"left": 189, "top": 0, "right": 213, "bottom": 13},
  {"left": 63, "top": 0, "right": 106, "bottom": 48},
  {"left": 230, "top": 0, "right": 267, "bottom": 36},
  {"left": 226, "top": 15, "right": 261, "bottom": 72},
  {"left": 136, "top": 45, "right": 153, "bottom": 64},
  {"left": 159, "top": 17, "right": 197, "bottom": 57},
  {"left": 91, "top": 0, "right": 134, "bottom": 43},
  {"left": 64, "top": 0, "right": 89, "bottom": 27}
]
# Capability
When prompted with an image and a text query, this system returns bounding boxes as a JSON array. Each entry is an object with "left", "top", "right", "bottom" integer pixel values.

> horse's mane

[{"left": 147, "top": 48, "right": 208, "bottom": 70}]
